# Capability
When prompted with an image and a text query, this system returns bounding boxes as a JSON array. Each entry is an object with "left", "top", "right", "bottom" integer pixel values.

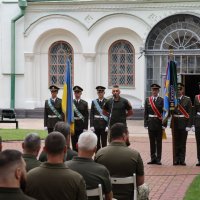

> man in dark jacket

[
  {"left": 44, "top": 85, "right": 64, "bottom": 134},
  {"left": 144, "top": 83, "right": 164, "bottom": 165}
]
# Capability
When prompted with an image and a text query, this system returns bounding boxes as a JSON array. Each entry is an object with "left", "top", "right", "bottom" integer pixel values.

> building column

[
  {"left": 24, "top": 52, "right": 35, "bottom": 109},
  {"left": 83, "top": 53, "right": 96, "bottom": 104}
]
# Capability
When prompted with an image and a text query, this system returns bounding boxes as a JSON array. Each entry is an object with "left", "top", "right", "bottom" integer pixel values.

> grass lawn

[
  {"left": 0, "top": 129, "right": 47, "bottom": 141},
  {"left": 184, "top": 175, "right": 200, "bottom": 200}
]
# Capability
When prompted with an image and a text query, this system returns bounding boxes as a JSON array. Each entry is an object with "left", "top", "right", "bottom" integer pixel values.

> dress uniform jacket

[
  {"left": 173, "top": 96, "right": 192, "bottom": 129},
  {"left": 44, "top": 98, "right": 64, "bottom": 129},
  {"left": 74, "top": 99, "right": 88, "bottom": 131},
  {"left": 144, "top": 96, "right": 163, "bottom": 131},
  {"left": 90, "top": 98, "right": 108, "bottom": 129}
]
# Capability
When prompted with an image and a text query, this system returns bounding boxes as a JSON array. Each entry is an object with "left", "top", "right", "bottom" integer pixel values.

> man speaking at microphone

[{"left": 103, "top": 85, "right": 133, "bottom": 129}]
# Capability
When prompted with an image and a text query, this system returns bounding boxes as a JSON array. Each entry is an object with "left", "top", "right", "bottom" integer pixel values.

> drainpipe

[{"left": 10, "top": 0, "right": 27, "bottom": 108}]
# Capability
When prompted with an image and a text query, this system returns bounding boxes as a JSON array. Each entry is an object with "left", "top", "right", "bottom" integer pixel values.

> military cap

[
  {"left": 96, "top": 86, "right": 106, "bottom": 91},
  {"left": 73, "top": 85, "right": 83, "bottom": 92},
  {"left": 177, "top": 83, "right": 184, "bottom": 89},
  {"left": 150, "top": 83, "right": 161, "bottom": 89},
  {"left": 49, "top": 85, "right": 59, "bottom": 91}
]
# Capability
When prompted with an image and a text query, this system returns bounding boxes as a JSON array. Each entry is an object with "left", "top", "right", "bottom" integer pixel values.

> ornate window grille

[
  {"left": 49, "top": 41, "right": 73, "bottom": 87},
  {"left": 145, "top": 14, "right": 200, "bottom": 97},
  {"left": 108, "top": 40, "right": 135, "bottom": 87}
]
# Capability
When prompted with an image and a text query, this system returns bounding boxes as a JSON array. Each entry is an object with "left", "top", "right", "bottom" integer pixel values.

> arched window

[
  {"left": 145, "top": 14, "right": 200, "bottom": 97},
  {"left": 49, "top": 41, "right": 73, "bottom": 87},
  {"left": 108, "top": 40, "right": 135, "bottom": 87}
]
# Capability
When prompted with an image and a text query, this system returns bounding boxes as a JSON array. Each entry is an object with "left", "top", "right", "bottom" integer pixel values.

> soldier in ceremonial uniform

[
  {"left": 72, "top": 86, "right": 88, "bottom": 151},
  {"left": 144, "top": 84, "right": 164, "bottom": 165},
  {"left": 44, "top": 85, "right": 64, "bottom": 134},
  {"left": 173, "top": 83, "right": 192, "bottom": 165},
  {"left": 192, "top": 82, "right": 200, "bottom": 166},
  {"left": 90, "top": 86, "right": 108, "bottom": 151}
]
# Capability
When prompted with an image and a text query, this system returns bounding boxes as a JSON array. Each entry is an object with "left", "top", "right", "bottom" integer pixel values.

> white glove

[
  {"left": 105, "top": 127, "right": 108, "bottom": 132},
  {"left": 144, "top": 127, "right": 148, "bottom": 130},
  {"left": 191, "top": 126, "right": 195, "bottom": 132},
  {"left": 90, "top": 127, "right": 95, "bottom": 132},
  {"left": 185, "top": 127, "right": 191, "bottom": 132},
  {"left": 162, "top": 126, "right": 166, "bottom": 130},
  {"left": 44, "top": 127, "right": 47, "bottom": 130},
  {"left": 83, "top": 129, "right": 87, "bottom": 132}
]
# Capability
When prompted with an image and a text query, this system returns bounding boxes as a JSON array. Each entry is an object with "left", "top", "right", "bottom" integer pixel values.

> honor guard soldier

[
  {"left": 44, "top": 85, "right": 64, "bottom": 134},
  {"left": 72, "top": 86, "right": 88, "bottom": 151},
  {"left": 90, "top": 86, "right": 108, "bottom": 151},
  {"left": 173, "top": 83, "right": 192, "bottom": 165},
  {"left": 192, "top": 82, "right": 200, "bottom": 166},
  {"left": 144, "top": 84, "right": 164, "bottom": 165}
]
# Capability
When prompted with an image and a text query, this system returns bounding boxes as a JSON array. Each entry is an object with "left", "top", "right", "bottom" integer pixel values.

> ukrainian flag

[
  {"left": 62, "top": 59, "right": 74, "bottom": 135},
  {"left": 163, "top": 60, "right": 178, "bottom": 124}
]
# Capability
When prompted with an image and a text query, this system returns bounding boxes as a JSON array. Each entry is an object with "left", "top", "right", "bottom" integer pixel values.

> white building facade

[{"left": 1, "top": 0, "right": 200, "bottom": 110}]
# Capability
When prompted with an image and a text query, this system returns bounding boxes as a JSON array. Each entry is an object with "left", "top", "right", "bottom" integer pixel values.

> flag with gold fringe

[{"left": 62, "top": 59, "right": 74, "bottom": 135}]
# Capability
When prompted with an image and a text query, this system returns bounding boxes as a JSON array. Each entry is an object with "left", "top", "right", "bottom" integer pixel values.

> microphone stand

[{"left": 108, "top": 96, "right": 115, "bottom": 143}]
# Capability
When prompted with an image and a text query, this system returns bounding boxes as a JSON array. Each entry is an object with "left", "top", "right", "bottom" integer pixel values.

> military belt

[
  {"left": 48, "top": 115, "right": 57, "bottom": 118},
  {"left": 174, "top": 115, "right": 184, "bottom": 118},
  {"left": 94, "top": 115, "right": 104, "bottom": 119},
  {"left": 74, "top": 117, "right": 82, "bottom": 120},
  {"left": 149, "top": 114, "right": 157, "bottom": 117}
]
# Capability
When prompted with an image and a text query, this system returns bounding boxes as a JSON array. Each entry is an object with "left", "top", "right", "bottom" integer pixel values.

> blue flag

[
  {"left": 62, "top": 59, "right": 74, "bottom": 134},
  {"left": 163, "top": 60, "right": 178, "bottom": 124}
]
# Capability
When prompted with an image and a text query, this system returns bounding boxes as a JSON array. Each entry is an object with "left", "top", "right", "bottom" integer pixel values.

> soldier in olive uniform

[
  {"left": 173, "top": 83, "right": 192, "bottom": 165},
  {"left": 90, "top": 86, "right": 108, "bottom": 151},
  {"left": 44, "top": 85, "right": 64, "bottom": 134},
  {"left": 72, "top": 86, "right": 88, "bottom": 151},
  {"left": 192, "top": 82, "right": 200, "bottom": 166},
  {"left": 144, "top": 84, "right": 164, "bottom": 165}
]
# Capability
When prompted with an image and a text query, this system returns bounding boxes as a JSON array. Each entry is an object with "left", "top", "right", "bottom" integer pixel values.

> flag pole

[{"left": 169, "top": 49, "right": 175, "bottom": 165}]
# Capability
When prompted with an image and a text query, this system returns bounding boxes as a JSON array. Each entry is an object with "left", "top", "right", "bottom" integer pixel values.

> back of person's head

[
  {"left": 110, "top": 123, "right": 128, "bottom": 140},
  {"left": 78, "top": 131, "right": 97, "bottom": 151},
  {"left": 0, "top": 149, "right": 26, "bottom": 188},
  {"left": 22, "top": 133, "right": 41, "bottom": 154},
  {"left": 45, "top": 132, "right": 66, "bottom": 155},
  {"left": 0, "top": 136, "right": 2, "bottom": 152},
  {"left": 54, "top": 122, "right": 70, "bottom": 138}
]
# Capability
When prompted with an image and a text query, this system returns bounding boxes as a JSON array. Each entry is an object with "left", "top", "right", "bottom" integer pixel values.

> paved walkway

[{"left": 1, "top": 119, "right": 200, "bottom": 200}]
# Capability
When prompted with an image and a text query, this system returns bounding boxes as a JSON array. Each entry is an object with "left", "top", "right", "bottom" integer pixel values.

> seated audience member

[
  {"left": 39, "top": 122, "right": 77, "bottom": 162},
  {"left": 0, "top": 136, "right": 2, "bottom": 152},
  {"left": 22, "top": 133, "right": 41, "bottom": 171},
  {"left": 26, "top": 132, "right": 87, "bottom": 200},
  {"left": 95, "top": 123, "right": 148, "bottom": 200},
  {"left": 65, "top": 131, "right": 113, "bottom": 200},
  {"left": 0, "top": 149, "right": 36, "bottom": 200}
]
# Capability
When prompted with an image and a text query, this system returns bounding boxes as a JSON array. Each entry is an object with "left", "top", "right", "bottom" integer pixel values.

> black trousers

[
  {"left": 71, "top": 130, "right": 83, "bottom": 151},
  {"left": 48, "top": 128, "right": 54, "bottom": 134},
  {"left": 148, "top": 129, "right": 162, "bottom": 161},
  {"left": 94, "top": 128, "right": 107, "bottom": 151},
  {"left": 195, "top": 127, "right": 200, "bottom": 162},
  {"left": 174, "top": 129, "right": 188, "bottom": 162}
]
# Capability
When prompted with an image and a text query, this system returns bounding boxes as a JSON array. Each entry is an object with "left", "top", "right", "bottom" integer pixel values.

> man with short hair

[
  {"left": 90, "top": 86, "right": 108, "bottom": 151},
  {"left": 65, "top": 131, "right": 113, "bottom": 200},
  {"left": 103, "top": 85, "right": 133, "bottom": 128},
  {"left": 0, "top": 149, "right": 35, "bottom": 200},
  {"left": 95, "top": 123, "right": 145, "bottom": 200},
  {"left": 22, "top": 133, "right": 41, "bottom": 171},
  {"left": 144, "top": 83, "right": 164, "bottom": 165},
  {"left": 173, "top": 83, "right": 192, "bottom": 166},
  {"left": 26, "top": 132, "right": 87, "bottom": 200},
  {"left": 39, "top": 121, "right": 77, "bottom": 162},
  {"left": 44, "top": 84, "right": 64, "bottom": 134},
  {"left": 72, "top": 85, "right": 89, "bottom": 151}
]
